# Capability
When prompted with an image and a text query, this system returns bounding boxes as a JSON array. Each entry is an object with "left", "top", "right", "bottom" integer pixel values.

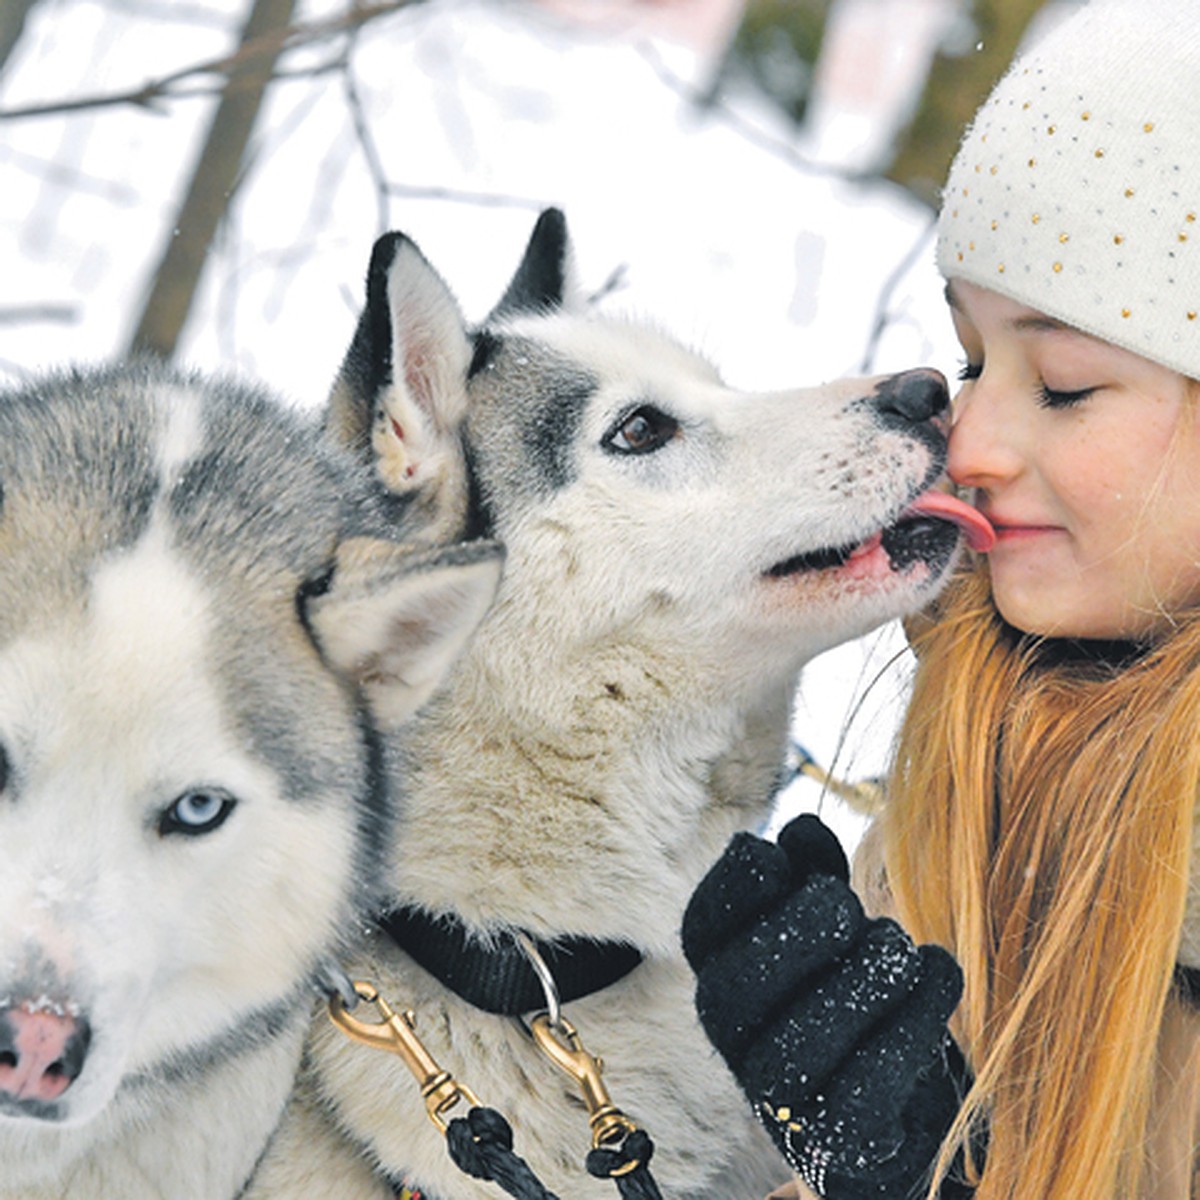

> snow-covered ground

[{"left": 1, "top": 0, "right": 968, "bottom": 849}]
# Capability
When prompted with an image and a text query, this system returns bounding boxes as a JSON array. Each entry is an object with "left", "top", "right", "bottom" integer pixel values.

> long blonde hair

[{"left": 884, "top": 564, "right": 1200, "bottom": 1199}]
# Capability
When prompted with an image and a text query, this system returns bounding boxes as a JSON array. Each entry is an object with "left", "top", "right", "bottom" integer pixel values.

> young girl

[{"left": 684, "top": 2, "right": 1200, "bottom": 1197}]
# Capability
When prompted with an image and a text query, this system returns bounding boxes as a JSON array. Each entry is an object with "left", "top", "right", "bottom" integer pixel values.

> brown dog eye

[{"left": 603, "top": 406, "right": 679, "bottom": 455}]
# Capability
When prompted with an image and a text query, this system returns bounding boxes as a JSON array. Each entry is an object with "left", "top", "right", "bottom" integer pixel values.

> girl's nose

[{"left": 946, "top": 383, "right": 1023, "bottom": 490}]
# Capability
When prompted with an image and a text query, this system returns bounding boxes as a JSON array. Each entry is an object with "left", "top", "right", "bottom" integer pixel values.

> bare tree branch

[
  {"left": 639, "top": 40, "right": 849, "bottom": 180},
  {"left": 0, "top": 0, "right": 40, "bottom": 79},
  {"left": 384, "top": 182, "right": 550, "bottom": 210},
  {"left": 857, "top": 214, "right": 936, "bottom": 373},
  {"left": 0, "top": 2, "right": 411, "bottom": 121},
  {"left": 0, "top": 304, "right": 78, "bottom": 327},
  {"left": 0, "top": 141, "right": 140, "bottom": 202},
  {"left": 339, "top": 15, "right": 391, "bottom": 236},
  {"left": 127, "top": 0, "right": 300, "bottom": 359}
]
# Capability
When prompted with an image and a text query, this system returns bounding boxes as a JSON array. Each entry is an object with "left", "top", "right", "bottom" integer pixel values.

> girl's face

[{"left": 947, "top": 280, "right": 1200, "bottom": 641}]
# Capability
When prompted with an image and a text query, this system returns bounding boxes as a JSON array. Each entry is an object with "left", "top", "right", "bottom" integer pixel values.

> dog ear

[
  {"left": 326, "top": 233, "right": 472, "bottom": 499},
  {"left": 484, "top": 207, "right": 579, "bottom": 322},
  {"left": 307, "top": 538, "right": 502, "bottom": 729}
]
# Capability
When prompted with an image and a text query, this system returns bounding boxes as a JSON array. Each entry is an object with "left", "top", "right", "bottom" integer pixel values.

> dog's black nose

[{"left": 872, "top": 369, "right": 949, "bottom": 424}]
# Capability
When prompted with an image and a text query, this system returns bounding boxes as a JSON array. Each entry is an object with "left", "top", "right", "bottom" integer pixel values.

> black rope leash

[
  {"left": 328, "top": 980, "right": 664, "bottom": 1200},
  {"left": 586, "top": 1128, "right": 663, "bottom": 1200},
  {"left": 443, "top": 1103, "right": 665, "bottom": 1200},
  {"left": 446, "top": 1106, "right": 561, "bottom": 1200},
  {"left": 443, "top": 1103, "right": 664, "bottom": 1200}
]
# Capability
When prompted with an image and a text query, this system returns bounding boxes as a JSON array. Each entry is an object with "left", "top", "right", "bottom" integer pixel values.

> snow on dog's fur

[
  {"left": 0, "top": 363, "right": 500, "bottom": 1199},
  {"left": 255, "top": 211, "right": 984, "bottom": 1199}
]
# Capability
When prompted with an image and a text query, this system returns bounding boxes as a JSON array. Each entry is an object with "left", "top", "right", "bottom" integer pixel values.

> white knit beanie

[{"left": 936, "top": 0, "right": 1200, "bottom": 379}]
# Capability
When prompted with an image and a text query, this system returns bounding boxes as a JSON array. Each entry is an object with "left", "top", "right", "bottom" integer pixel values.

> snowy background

[{"left": 0, "top": 0, "right": 1036, "bottom": 849}]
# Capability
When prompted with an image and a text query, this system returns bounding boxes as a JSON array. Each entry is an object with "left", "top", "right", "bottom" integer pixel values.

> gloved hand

[{"left": 682, "top": 814, "right": 973, "bottom": 1199}]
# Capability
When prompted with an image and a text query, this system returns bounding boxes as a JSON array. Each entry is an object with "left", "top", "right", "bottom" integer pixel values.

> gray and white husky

[
  {"left": 0, "top": 363, "right": 501, "bottom": 1199},
  {"left": 257, "top": 211, "right": 989, "bottom": 1200}
]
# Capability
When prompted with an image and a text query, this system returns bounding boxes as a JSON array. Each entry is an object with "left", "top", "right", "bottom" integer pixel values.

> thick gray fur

[
  {"left": 0, "top": 360, "right": 500, "bottom": 1198},
  {"left": 250, "top": 211, "right": 966, "bottom": 1200}
]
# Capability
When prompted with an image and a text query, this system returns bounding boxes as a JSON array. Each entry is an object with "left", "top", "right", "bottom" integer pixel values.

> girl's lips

[
  {"left": 990, "top": 523, "right": 1064, "bottom": 539},
  {"left": 982, "top": 510, "right": 1062, "bottom": 537}
]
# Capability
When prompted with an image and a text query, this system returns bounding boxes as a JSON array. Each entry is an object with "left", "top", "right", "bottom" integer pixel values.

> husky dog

[
  {"left": 0, "top": 362, "right": 501, "bottom": 1199},
  {"left": 262, "top": 211, "right": 989, "bottom": 1200}
]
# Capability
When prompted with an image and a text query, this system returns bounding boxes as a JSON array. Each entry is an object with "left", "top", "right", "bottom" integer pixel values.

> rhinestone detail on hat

[{"left": 935, "top": 1, "right": 1200, "bottom": 379}]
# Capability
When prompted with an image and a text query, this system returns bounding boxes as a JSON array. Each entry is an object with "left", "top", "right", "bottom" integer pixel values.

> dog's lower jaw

[{"left": 765, "top": 514, "right": 961, "bottom": 584}]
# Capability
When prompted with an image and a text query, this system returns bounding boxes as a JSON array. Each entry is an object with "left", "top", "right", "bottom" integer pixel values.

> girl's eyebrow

[
  {"left": 943, "top": 282, "right": 1077, "bottom": 336},
  {"left": 1010, "top": 314, "right": 1073, "bottom": 335}
]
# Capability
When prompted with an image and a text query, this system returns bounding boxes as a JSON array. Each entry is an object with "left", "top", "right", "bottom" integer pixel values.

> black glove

[{"left": 682, "top": 814, "right": 974, "bottom": 1199}]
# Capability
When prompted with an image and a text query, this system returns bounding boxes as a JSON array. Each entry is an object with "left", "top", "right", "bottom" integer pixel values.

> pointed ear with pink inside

[
  {"left": 326, "top": 233, "right": 472, "bottom": 496},
  {"left": 306, "top": 537, "right": 502, "bottom": 729}
]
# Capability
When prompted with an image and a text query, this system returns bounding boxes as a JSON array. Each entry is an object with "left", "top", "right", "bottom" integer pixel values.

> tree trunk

[
  {"left": 0, "top": 0, "right": 40, "bottom": 80},
  {"left": 127, "top": 0, "right": 298, "bottom": 359},
  {"left": 887, "top": 0, "right": 1046, "bottom": 207}
]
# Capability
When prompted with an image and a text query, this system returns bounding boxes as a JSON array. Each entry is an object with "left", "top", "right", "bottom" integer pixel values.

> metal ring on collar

[{"left": 514, "top": 931, "right": 563, "bottom": 1031}]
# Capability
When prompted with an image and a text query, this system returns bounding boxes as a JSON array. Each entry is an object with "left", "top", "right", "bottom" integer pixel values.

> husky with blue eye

[
  {"left": 0, "top": 362, "right": 500, "bottom": 1199},
  {"left": 249, "top": 210, "right": 991, "bottom": 1200}
]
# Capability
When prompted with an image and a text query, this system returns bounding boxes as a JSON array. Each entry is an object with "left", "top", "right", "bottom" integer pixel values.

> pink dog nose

[{"left": 0, "top": 1004, "right": 91, "bottom": 1103}]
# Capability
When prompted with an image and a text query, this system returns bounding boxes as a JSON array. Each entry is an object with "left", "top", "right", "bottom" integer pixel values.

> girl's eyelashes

[
  {"left": 956, "top": 359, "right": 1094, "bottom": 409},
  {"left": 1037, "top": 384, "right": 1097, "bottom": 409}
]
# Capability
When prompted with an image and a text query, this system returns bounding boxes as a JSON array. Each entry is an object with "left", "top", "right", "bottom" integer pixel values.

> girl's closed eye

[
  {"left": 957, "top": 361, "right": 982, "bottom": 383},
  {"left": 1037, "top": 383, "right": 1097, "bottom": 410}
]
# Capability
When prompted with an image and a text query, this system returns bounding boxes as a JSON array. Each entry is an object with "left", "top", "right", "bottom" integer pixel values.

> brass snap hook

[
  {"left": 529, "top": 1012, "right": 640, "bottom": 1159},
  {"left": 329, "top": 980, "right": 481, "bottom": 1134}
]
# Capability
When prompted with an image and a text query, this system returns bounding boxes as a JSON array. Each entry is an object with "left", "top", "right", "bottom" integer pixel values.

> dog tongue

[{"left": 905, "top": 491, "right": 996, "bottom": 552}]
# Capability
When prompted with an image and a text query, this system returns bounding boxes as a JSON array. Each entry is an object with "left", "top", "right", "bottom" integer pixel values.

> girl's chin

[{"left": 991, "top": 587, "right": 1156, "bottom": 643}]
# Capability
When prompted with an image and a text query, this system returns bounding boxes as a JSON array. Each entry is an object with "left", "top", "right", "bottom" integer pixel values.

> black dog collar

[{"left": 378, "top": 905, "right": 643, "bottom": 1015}]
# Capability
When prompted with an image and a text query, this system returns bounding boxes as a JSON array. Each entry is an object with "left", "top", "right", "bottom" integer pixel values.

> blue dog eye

[{"left": 159, "top": 789, "right": 237, "bottom": 836}]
